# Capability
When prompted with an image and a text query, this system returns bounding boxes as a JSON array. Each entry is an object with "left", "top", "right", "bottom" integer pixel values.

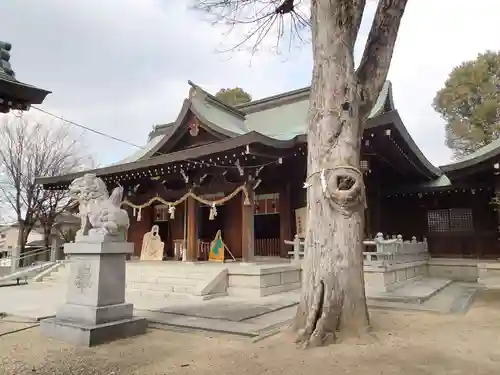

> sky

[{"left": 1, "top": 0, "right": 499, "bottom": 168}]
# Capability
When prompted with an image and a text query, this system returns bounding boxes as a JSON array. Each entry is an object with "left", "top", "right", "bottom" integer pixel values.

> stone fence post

[
  {"left": 293, "top": 235, "right": 301, "bottom": 262},
  {"left": 10, "top": 246, "right": 20, "bottom": 274}
]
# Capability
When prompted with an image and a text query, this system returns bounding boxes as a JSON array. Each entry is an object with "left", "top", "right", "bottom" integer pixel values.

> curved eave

[
  {"left": 35, "top": 131, "right": 306, "bottom": 188},
  {"left": 0, "top": 76, "right": 51, "bottom": 104},
  {"left": 440, "top": 138, "right": 500, "bottom": 175},
  {"left": 366, "top": 110, "right": 442, "bottom": 179}
]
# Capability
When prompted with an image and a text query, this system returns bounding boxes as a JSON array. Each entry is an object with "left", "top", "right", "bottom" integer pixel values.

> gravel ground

[{"left": 1, "top": 289, "right": 500, "bottom": 375}]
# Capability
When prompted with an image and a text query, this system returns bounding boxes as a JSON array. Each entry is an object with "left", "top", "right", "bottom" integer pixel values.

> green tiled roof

[
  {"left": 149, "top": 80, "right": 395, "bottom": 142},
  {"left": 191, "top": 90, "right": 247, "bottom": 135},
  {"left": 241, "top": 82, "right": 393, "bottom": 140},
  {"left": 440, "top": 138, "right": 500, "bottom": 172},
  {"left": 113, "top": 81, "right": 396, "bottom": 167},
  {"left": 244, "top": 99, "right": 309, "bottom": 140}
]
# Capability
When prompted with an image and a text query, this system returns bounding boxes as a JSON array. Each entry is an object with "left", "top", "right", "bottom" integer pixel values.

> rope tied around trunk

[{"left": 303, "top": 165, "right": 366, "bottom": 216}]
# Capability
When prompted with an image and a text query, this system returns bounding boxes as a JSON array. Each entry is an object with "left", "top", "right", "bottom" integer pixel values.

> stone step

[
  {"left": 126, "top": 282, "right": 195, "bottom": 294},
  {"left": 126, "top": 288, "right": 195, "bottom": 299},
  {"left": 367, "top": 278, "right": 452, "bottom": 304},
  {"left": 42, "top": 272, "right": 68, "bottom": 281},
  {"left": 126, "top": 271, "right": 209, "bottom": 280},
  {"left": 125, "top": 266, "right": 213, "bottom": 276},
  {"left": 126, "top": 276, "right": 200, "bottom": 286}
]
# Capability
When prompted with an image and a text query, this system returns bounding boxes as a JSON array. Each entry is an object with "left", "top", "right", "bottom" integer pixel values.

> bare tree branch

[
  {"left": 0, "top": 115, "right": 92, "bottom": 252},
  {"left": 192, "top": 0, "right": 311, "bottom": 55},
  {"left": 355, "top": 0, "right": 408, "bottom": 117}
]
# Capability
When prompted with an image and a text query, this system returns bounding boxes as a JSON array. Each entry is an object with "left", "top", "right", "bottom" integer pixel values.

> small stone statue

[{"left": 68, "top": 173, "right": 130, "bottom": 241}]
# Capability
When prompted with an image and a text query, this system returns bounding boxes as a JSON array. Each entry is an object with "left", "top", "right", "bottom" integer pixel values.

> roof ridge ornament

[{"left": 188, "top": 86, "right": 197, "bottom": 99}]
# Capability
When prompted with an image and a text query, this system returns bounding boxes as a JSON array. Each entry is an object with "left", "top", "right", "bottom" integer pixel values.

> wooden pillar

[
  {"left": 241, "top": 184, "right": 255, "bottom": 263},
  {"left": 186, "top": 196, "right": 198, "bottom": 262},
  {"left": 279, "top": 183, "right": 292, "bottom": 257}
]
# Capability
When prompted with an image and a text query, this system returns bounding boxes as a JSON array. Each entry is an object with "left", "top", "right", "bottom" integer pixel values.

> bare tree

[
  {"left": 194, "top": 0, "right": 409, "bottom": 346},
  {"left": 0, "top": 114, "right": 87, "bottom": 256}
]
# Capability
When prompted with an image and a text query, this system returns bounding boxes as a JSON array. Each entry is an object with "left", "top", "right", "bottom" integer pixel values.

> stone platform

[
  {"left": 40, "top": 316, "right": 147, "bottom": 346},
  {"left": 38, "top": 259, "right": 302, "bottom": 300},
  {"left": 477, "top": 262, "right": 500, "bottom": 289},
  {"left": 367, "top": 278, "right": 452, "bottom": 304}
]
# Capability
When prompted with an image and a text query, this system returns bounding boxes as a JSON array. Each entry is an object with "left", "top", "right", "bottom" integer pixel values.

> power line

[
  {"left": 31, "top": 106, "right": 143, "bottom": 149},
  {"left": 29, "top": 105, "right": 304, "bottom": 171}
]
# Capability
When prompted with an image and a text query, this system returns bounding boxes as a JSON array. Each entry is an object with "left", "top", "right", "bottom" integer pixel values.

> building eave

[
  {"left": 366, "top": 110, "right": 442, "bottom": 179},
  {"left": 440, "top": 138, "right": 500, "bottom": 174},
  {"left": 35, "top": 132, "right": 307, "bottom": 188}
]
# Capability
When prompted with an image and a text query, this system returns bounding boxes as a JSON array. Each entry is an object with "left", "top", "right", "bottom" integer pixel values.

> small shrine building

[{"left": 36, "top": 81, "right": 500, "bottom": 262}]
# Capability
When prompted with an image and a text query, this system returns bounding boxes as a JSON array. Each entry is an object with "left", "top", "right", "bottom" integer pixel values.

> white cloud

[{"left": 0, "top": 0, "right": 498, "bottom": 168}]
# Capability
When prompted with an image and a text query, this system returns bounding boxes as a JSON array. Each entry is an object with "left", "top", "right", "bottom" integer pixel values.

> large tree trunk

[{"left": 293, "top": 0, "right": 408, "bottom": 347}]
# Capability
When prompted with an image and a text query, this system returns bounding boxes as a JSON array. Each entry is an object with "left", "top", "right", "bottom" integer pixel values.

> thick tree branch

[
  {"left": 356, "top": 0, "right": 408, "bottom": 118},
  {"left": 343, "top": 0, "right": 366, "bottom": 48}
]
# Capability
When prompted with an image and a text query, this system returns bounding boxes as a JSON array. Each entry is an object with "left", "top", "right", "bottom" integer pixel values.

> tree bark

[{"left": 293, "top": 0, "right": 408, "bottom": 348}]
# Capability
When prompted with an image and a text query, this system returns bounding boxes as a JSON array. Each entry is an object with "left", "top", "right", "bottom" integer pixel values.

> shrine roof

[
  {"left": 147, "top": 80, "right": 395, "bottom": 143},
  {"left": 35, "top": 80, "right": 442, "bottom": 187},
  {"left": 240, "top": 80, "right": 394, "bottom": 140},
  {"left": 440, "top": 138, "right": 500, "bottom": 175}
]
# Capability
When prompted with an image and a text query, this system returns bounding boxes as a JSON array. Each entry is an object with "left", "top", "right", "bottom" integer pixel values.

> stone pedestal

[{"left": 41, "top": 236, "right": 147, "bottom": 346}]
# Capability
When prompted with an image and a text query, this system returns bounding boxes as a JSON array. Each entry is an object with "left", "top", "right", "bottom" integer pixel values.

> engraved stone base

[
  {"left": 40, "top": 316, "right": 147, "bottom": 347},
  {"left": 56, "top": 302, "right": 134, "bottom": 325},
  {"left": 43, "top": 236, "right": 146, "bottom": 346}
]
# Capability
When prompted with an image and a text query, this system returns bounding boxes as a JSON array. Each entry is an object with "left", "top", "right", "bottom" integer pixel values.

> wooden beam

[
  {"left": 186, "top": 195, "right": 198, "bottom": 262},
  {"left": 241, "top": 182, "right": 255, "bottom": 262}
]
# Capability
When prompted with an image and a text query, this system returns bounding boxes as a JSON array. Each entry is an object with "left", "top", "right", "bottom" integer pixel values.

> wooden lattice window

[
  {"left": 449, "top": 208, "right": 473, "bottom": 232},
  {"left": 427, "top": 209, "right": 449, "bottom": 232},
  {"left": 154, "top": 205, "right": 169, "bottom": 222},
  {"left": 254, "top": 193, "right": 280, "bottom": 215},
  {"left": 427, "top": 208, "right": 473, "bottom": 233}
]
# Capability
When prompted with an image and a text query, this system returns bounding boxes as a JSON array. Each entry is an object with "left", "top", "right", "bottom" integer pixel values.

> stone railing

[
  {"left": 284, "top": 235, "right": 305, "bottom": 262},
  {"left": 363, "top": 233, "right": 429, "bottom": 268},
  {"left": 284, "top": 232, "right": 429, "bottom": 267}
]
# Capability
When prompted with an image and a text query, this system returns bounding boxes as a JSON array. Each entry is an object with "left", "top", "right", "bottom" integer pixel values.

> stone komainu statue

[{"left": 68, "top": 173, "right": 130, "bottom": 240}]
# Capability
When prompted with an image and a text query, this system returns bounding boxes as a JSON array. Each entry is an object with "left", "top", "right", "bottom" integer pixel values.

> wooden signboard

[{"left": 295, "top": 207, "right": 307, "bottom": 239}]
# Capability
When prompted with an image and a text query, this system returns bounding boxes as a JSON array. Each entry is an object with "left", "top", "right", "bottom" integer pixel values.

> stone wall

[{"left": 227, "top": 264, "right": 301, "bottom": 297}]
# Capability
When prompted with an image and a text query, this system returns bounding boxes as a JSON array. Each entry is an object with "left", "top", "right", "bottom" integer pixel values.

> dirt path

[{"left": 1, "top": 290, "right": 500, "bottom": 375}]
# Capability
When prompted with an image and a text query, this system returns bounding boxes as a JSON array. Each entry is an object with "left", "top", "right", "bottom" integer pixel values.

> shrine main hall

[{"left": 36, "top": 81, "right": 500, "bottom": 265}]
